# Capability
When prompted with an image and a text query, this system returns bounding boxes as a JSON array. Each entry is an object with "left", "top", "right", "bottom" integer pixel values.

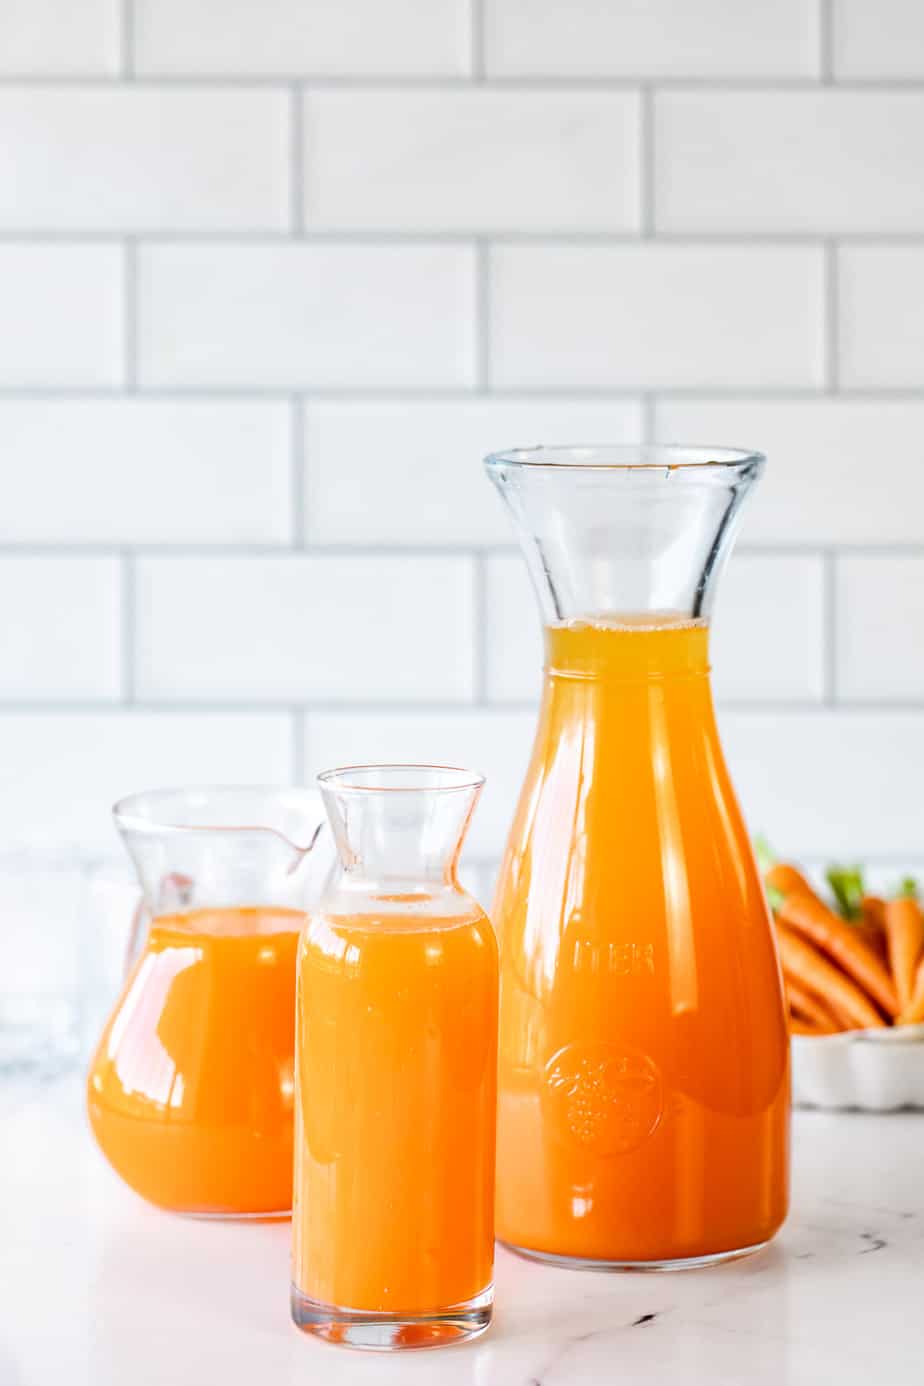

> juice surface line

[{"left": 494, "top": 616, "right": 790, "bottom": 1264}]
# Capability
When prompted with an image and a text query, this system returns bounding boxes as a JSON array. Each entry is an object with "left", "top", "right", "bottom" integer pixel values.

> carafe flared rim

[
  {"left": 317, "top": 764, "right": 486, "bottom": 796},
  {"left": 484, "top": 443, "right": 765, "bottom": 476}
]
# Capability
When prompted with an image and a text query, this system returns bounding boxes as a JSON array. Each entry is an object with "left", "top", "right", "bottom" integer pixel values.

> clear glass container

[
  {"left": 484, "top": 445, "right": 790, "bottom": 1269},
  {"left": 291, "top": 765, "right": 497, "bottom": 1349},
  {"left": 86, "top": 786, "right": 332, "bottom": 1217}
]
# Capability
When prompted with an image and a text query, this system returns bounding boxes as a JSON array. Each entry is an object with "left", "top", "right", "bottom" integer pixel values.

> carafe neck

[{"left": 318, "top": 765, "right": 485, "bottom": 892}]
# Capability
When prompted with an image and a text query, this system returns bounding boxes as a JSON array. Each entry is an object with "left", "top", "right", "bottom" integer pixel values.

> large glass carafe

[
  {"left": 484, "top": 445, "right": 789, "bottom": 1268},
  {"left": 87, "top": 787, "right": 332, "bottom": 1218}
]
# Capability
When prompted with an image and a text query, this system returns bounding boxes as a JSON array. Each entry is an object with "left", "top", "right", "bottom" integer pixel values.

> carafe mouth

[
  {"left": 483, "top": 441, "right": 765, "bottom": 626},
  {"left": 317, "top": 764, "right": 485, "bottom": 796},
  {"left": 485, "top": 443, "right": 764, "bottom": 475}
]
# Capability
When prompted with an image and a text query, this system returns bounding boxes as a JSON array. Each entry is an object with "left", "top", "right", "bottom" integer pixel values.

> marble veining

[{"left": 1, "top": 1084, "right": 922, "bottom": 1386}]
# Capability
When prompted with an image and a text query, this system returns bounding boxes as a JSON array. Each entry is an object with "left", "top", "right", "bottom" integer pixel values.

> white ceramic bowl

[{"left": 791, "top": 1023, "right": 924, "bottom": 1111}]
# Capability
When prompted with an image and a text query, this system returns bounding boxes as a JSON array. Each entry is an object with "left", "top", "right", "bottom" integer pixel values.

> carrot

[
  {"left": 777, "top": 890, "right": 898, "bottom": 1018},
  {"left": 897, "top": 954, "right": 924, "bottom": 1025},
  {"left": 776, "top": 923, "right": 885, "bottom": 1030},
  {"left": 783, "top": 977, "right": 842, "bottom": 1034},
  {"left": 857, "top": 895, "right": 888, "bottom": 960},
  {"left": 825, "top": 866, "right": 891, "bottom": 957},
  {"left": 788, "top": 1002, "right": 839, "bottom": 1035},
  {"left": 862, "top": 895, "right": 886, "bottom": 931},
  {"left": 817, "top": 991, "right": 863, "bottom": 1031},
  {"left": 785, "top": 970, "right": 853, "bottom": 1030},
  {"left": 765, "top": 862, "right": 815, "bottom": 901},
  {"left": 788, "top": 1016, "right": 825, "bottom": 1036},
  {"left": 884, "top": 886, "right": 924, "bottom": 1014},
  {"left": 826, "top": 864, "right": 866, "bottom": 922}
]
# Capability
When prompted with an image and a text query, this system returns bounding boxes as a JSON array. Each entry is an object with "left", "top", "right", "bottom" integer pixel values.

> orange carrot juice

[
  {"left": 494, "top": 617, "right": 789, "bottom": 1265},
  {"left": 292, "top": 904, "right": 498, "bottom": 1315},
  {"left": 87, "top": 906, "right": 302, "bottom": 1215}
]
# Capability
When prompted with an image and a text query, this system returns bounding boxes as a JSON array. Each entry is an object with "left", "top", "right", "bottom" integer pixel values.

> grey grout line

[
  {"left": 0, "top": 699, "right": 538, "bottom": 716},
  {"left": 0, "top": 541, "right": 922, "bottom": 559},
  {"left": 119, "top": 551, "right": 135, "bottom": 703},
  {"left": 474, "top": 240, "right": 492, "bottom": 390},
  {"left": 719, "top": 699, "right": 924, "bottom": 714},
  {"left": 639, "top": 87, "right": 654, "bottom": 236},
  {"left": 15, "top": 228, "right": 924, "bottom": 245},
  {"left": 3, "top": 697, "right": 924, "bottom": 717},
  {"left": 3, "top": 74, "right": 924, "bottom": 90},
  {"left": 823, "top": 239, "right": 839, "bottom": 393},
  {"left": 122, "top": 239, "right": 138, "bottom": 391},
  {"left": 0, "top": 385, "right": 640, "bottom": 402},
  {"left": 290, "top": 396, "right": 306, "bottom": 547},
  {"left": 819, "top": 0, "right": 834, "bottom": 84},
  {"left": 289, "top": 84, "right": 304, "bottom": 233},
  {"left": 470, "top": 0, "right": 485, "bottom": 80},
  {"left": 7, "top": 229, "right": 924, "bottom": 247},
  {"left": 3, "top": 384, "right": 924, "bottom": 403},
  {"left": 822, "top": 549, "right": 838, "bottom": 705},
  {"left": 120, "top": 0, "right": 134, "bottom": 79}
]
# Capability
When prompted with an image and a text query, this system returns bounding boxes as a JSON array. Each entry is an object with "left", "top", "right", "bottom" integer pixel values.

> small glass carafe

[
  {"left": 86, "top": 787, "right": 332, "bottom": 1218},
  {"left": 291, "top": 765, "right": 498, "bottom": 1349},
  {"left": 484, "top": 445, "right": 789, "bottom": 1269}
]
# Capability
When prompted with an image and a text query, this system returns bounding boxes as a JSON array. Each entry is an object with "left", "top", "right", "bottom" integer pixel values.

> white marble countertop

[{"left": 2, "top": 1081, "right": 923, "bottom": 1386}]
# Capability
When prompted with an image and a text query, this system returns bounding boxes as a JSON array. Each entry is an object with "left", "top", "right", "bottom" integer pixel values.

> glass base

[
  {"left": 502, "top": 1239, "right": 769, "bottom": 1272},
  {"left": 290, "top": 1282, "right": 493, "bottom": 1350}
]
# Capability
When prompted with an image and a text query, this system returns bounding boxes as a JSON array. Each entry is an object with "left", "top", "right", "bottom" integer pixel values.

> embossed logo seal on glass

[{"left": 543, "top": 1043, "right": 663, "bottom": 1155}]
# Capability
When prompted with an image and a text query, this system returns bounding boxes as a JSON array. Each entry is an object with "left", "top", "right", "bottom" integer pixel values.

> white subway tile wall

[
  {"left": 138, "top": 244, "right": 477, "bottom": 388},
  {"left": 484, "top": 1, "right": 820, "bottom": 78},
  {"left": 482, "top": 554, "right": 540, "bottom": 703},
  {"left": 711, "top": 556, "right": 827, "bottom": 705},
  {"left": 301, "top": 90, "right": 641, "bottom": 232},
  {"left": 135, "top": 555, "right": 476, "bottom": 702},
  {"left": 0, "top": 715, "right": 292, "bottom": 852},
  {"left": 832, "top": 0, "right": 924, "bottom": 79},
  {"left": 0, "top": 402, "right": 292, "bottom": 545},
  {"left": 489, "top": 245, "right": 826, "bottom": 389},
  {"left": 2, "top": 0, "right": 922, "bottom": 868},
  {"left": 838, "top": 247, "right": 924, "bottom": 389},
  {"left": 0, "top": 90, "right": 289, "bottom": 231},
  {"left": 653, "top": 399, "right": 924, "bottom": 546},
  {"left": 0, "top": 1, "right": 120, "bottom": 75},
  {"left": 834, "top": 557, "right": 924, "bottom": 702},
  {"left": 0, "top": 558, "right": 121, "bottom": 701},
  {"left": 0, "top": 245, "right": 123, "bottom": 386},
  {"left": 655, "top": 92, "right": 924, "bottom": 234},
  {"left": 304, "top": 398, "right": 643, "bottom": 545},
  {"left": 133, "top": 0, "right": 472, "bottom": 77}
]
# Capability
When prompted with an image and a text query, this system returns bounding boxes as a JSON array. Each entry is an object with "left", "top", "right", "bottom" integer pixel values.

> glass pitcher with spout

[
  {"left": 484, "top": 445, "right": 789, "bottom": 1269},
  {"left": 87, "top": 787, "right": 333, "bottom": 1218}
]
